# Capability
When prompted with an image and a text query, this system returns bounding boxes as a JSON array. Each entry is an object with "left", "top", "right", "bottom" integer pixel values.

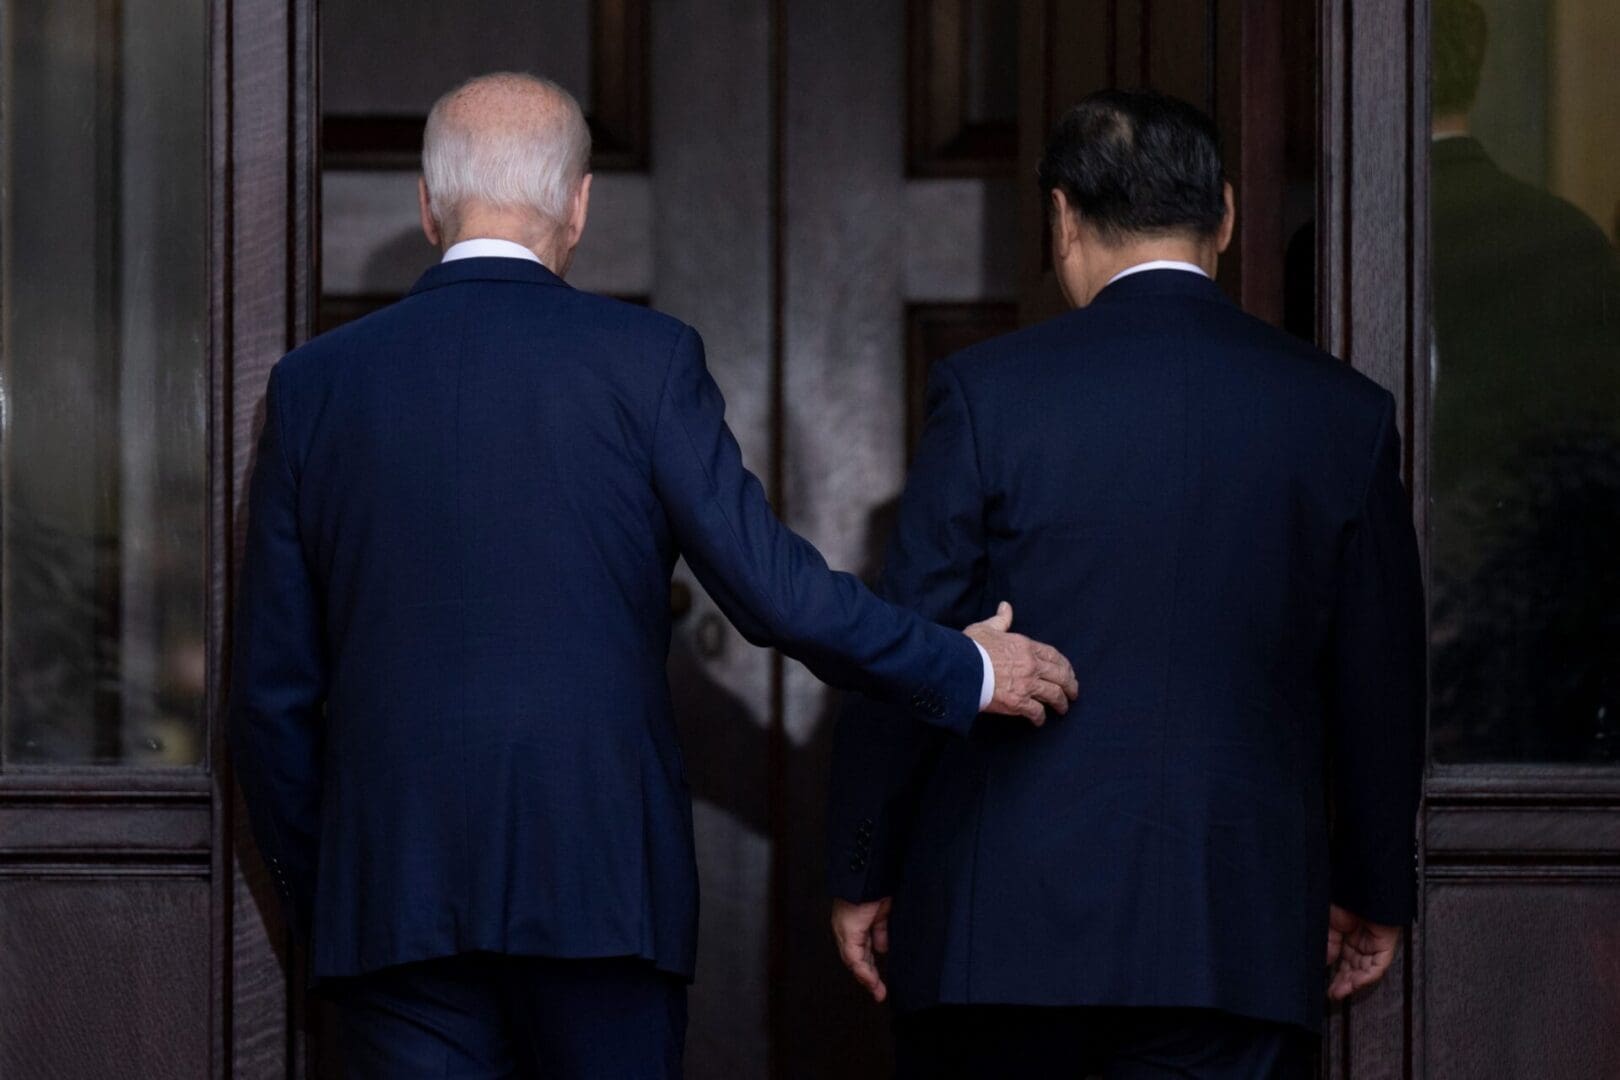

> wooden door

[
  {"left": 1320, "top": 3, "right": 1620, "bottom": 1075},
  {"left": 0, "top": 1, "right": 317, "bottom": 1077}
]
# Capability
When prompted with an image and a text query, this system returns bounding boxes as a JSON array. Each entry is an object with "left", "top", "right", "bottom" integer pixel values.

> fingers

[
  {"left": 1031, "top": 644, "right": 1080, "bottom": 699},
  {"left": 1327, "top": 935, "right": 1397, "bottom": 1002},
  {"left": 994, "top": 675, "right": 1069, "bottom": 725},
  {"left": 837, "top": 934, "right": 887, "bottom": 1001},
  {"left": 1028, "top": 677, "right": 1071, "bottom": 716},
  {"left": 987, "top": 601, "right": 1013, "bottom": 632},
  {"left": 831, "top": 900, "right": 891, "bottom": 1003},
  {"left": 1020, "top": 698, "right": 1046, "bottom": 725},
  {"left": 1328, "top": 965, "right": 1355, "bottom": 1002}
]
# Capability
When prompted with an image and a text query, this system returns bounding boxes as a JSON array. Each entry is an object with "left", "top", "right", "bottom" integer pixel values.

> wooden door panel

[
  {"left": 1424, "top": 879, "right": 1620, "bottom": 1078},
  {"left": 0, "top": 878, "right": 211, "bottom": 1078}
]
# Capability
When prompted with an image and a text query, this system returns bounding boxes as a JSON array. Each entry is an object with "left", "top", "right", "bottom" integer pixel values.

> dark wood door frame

[
  {"left": 221, "top": 0, "right": 323, "bottom": 1075},
  {"left": 0, "top": 1, "right": 319, "bottom": 1077},
  {"left": 1320, "top": 1, "right": 1620, "bottom": 1076},
  {"left": 1316, "top": 3, "right": 1423, "bottom": 1073},
  {"left": 11, "top": 1, "right": 1614, "bottom": 1074}
]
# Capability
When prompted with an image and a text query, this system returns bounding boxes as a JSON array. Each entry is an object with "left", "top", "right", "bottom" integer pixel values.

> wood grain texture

[
  {"left": 225, "top": 0, "right": 317, "bottom": 1074},
  {"left": 1317, "top": 3, "right": 1419, "bottom": 1075},
  {"left": 903, "top": 179, "right": 1020, "bottom": 302},
  {"left": 320, "top": 0, "right": 649, "bottom": 171},
  {"left": 647, "top": 1, "right": 777, "bottom": 1075},
  {"left": 0, "top": 798, "right": 209, "bottom": 856},
  {"left": 906, "top": 0, "right": 1018, "bottom": 176},
  {"left": 1424, "top": 879, "right": 1620, "bottom": 1079},
  {"left": 319, "top": 170, "right": 654, "bottom": 299},
  {"left": 207, "top": 0, "right": 234, "bottom": 1074},
  {"left": 1342, "top": 0, "right": 1413, "bottom": 402},
  {"left": 775, "top": 1, "right": 912, "bottom": 1076},
  {"left": 0, "top": 879, "right": 211, "bottom": 1080}
]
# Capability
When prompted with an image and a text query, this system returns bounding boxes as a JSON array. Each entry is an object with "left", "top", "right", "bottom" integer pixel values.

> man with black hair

[
  {"left": 827, "top": 89, "right": 1426, "bottom": 1078},
  {"left": 1428, "top": 0, "right": 1620, "bottom": 762}
]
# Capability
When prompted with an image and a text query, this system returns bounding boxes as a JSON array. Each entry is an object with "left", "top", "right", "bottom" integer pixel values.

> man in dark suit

[
  {"left": 228, "top": 73, "right": 1077, "bottom": 1079},
  {"left": 1426, "top": 0, "right": 1620, "bottom": 763},
  {"left": 828, "top": 89, "right": 1426, "bottom": 1078}
]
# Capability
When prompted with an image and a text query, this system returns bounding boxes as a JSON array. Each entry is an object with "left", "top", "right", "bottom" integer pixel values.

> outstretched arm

[{"left": 650, "top": 325, "right": 1074, "bottom": 732}]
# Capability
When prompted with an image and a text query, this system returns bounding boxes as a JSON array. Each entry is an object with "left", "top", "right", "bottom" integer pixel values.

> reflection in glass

[
  {"left": 1429, "top": 0, "right": 1620, "bottom": 762},
  {"left": 1, "top": 0, "right": 209, "bottom": 765}
]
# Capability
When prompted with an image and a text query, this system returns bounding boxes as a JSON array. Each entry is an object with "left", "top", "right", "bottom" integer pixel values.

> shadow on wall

[{"left": 668, "top": 493, "right": 907, "bottom": 1080}]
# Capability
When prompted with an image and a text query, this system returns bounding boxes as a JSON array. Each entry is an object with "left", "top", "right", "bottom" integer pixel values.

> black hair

[
  {"left": 1036, "top": 88, "right": 1228, "bottom": 244},
  {"left": 1433, "top": 0, "right": 1488, "bottom": 115}
]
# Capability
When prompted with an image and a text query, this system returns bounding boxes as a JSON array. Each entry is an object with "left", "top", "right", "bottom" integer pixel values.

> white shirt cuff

[{"left": 972, "top": 640, "right": 995, "bottom": 712}]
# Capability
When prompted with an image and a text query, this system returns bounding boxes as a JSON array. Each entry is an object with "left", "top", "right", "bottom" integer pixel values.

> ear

[
  {"left": 419, "top": 176, "right": 441, "bottom": 248},
  {"left": 1050, "top": 188, "right": 1080, "bottom": 259},
  {"left": 1216, "top": 181, "right": 1236, "bottom": 254},
  {"left": 567, "top": 173, "right": 593, "bottom": 249}
]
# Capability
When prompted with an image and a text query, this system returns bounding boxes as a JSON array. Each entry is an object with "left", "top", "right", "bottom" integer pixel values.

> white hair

[{"left": 421, "top": 72, "right": 591, "bottom": 229}]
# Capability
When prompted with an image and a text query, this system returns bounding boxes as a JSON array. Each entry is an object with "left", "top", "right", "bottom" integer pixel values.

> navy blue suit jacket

[
  {"left": 827, "top": 270, "right": 1425, "bottom": 1032},
  {"left": 228, "top": 256, "right": 984, "bottom": 983}
]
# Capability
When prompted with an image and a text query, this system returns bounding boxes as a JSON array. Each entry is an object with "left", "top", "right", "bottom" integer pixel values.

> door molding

[
  {"left": 1321, "top": 0, "right": 1620, "bottom": 1074},
  {"left": 219, "top": 0, "right": 322, "bottom": 1074}
]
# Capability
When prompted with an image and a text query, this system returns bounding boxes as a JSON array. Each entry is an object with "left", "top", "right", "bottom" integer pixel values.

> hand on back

[{"left": 966, "top": 602, "right": 1080, "bottom": 725}]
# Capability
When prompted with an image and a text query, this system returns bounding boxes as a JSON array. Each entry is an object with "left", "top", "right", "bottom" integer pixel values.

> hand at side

[
  {"left": 832, "top": 897, "right": 893, "bottom": 1003},
  {"left": 1326, "top": 903, "right": 1402, "bottom": 1001}
]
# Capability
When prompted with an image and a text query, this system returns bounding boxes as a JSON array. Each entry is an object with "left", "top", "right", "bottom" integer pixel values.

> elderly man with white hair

[{"left": 228, "top": 72, "right": 1076, "bottom": 1078}]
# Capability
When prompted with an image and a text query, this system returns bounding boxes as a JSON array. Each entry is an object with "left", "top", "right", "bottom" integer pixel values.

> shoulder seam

[
  {"left": 938, "top": 359, "right": 987, "bottom": 499},
  {"left": 651, "top": 323, "right": 692, "bottom": 456},
  {"left": 268, "top": 366, "right": 299, "bottom": 487},
  {"left": 1356, "top": 391, "right": 1397, "bottom": 512}
]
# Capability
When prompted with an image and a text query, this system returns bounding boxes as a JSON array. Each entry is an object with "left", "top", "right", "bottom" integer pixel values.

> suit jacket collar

[
  {"left": 1090, "top": 267, "right": 1232, "bottom": 307},
  {"left": 408, "top": 256, "right": 571, "bottom": 297},
  {"left": 1431, "top": 135, "right": 1492, "bottom": 172}
]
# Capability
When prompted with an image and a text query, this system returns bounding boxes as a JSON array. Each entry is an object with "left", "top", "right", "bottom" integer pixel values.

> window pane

[
  {"left": 1, "top": 0, "right": 209, "bottom": 765},
  {"left": 1429, "top": 0, "right": 1620, "bottom": 763}
]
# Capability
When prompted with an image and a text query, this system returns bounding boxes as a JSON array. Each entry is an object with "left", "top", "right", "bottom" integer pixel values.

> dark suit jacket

[
  {"left": 827, "top": 269, "right": 1426, "bottom": 1032},
  {"left": 229, "top": 256, "right": 984, "bottom": 984},
  {"left": 1428, "top": 138, "right": 1620, "bottom": 761},
  {"left": 1431, "top": 136, "right": 1620, "bottom": 496}
]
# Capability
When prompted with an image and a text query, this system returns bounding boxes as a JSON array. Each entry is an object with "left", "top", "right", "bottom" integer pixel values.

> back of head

[
  {"left": 421, "top": 72, "right": 591, "bottom": 240},
  {"left": 1433, "top": 0, "right": 1488, "bottom": 117},
  {"left": 1037, "top": 88, "right": 1227, "bottom": 245}
]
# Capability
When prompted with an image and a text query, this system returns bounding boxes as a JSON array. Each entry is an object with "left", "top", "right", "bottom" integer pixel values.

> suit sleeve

[
  {"left": 1327, "top": 394, "right": 1427, "bottom": 925},
  {"left": 227, "top": 366, "right": 326, "bottom": 939},
  {"left": 828, "top": 360, "right": 990, "bottom": 901},
  {"left": 651, "top": 325, "right": 984, "bottom": 732}
]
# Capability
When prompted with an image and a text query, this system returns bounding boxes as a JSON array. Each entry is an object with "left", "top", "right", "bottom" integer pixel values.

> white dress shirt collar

[
  {"left": 1105, "top": 260, "right": 1210, "bottom": 287},
  {"left": 441, "top": 237, "right": 544, "bottom": 265}
]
